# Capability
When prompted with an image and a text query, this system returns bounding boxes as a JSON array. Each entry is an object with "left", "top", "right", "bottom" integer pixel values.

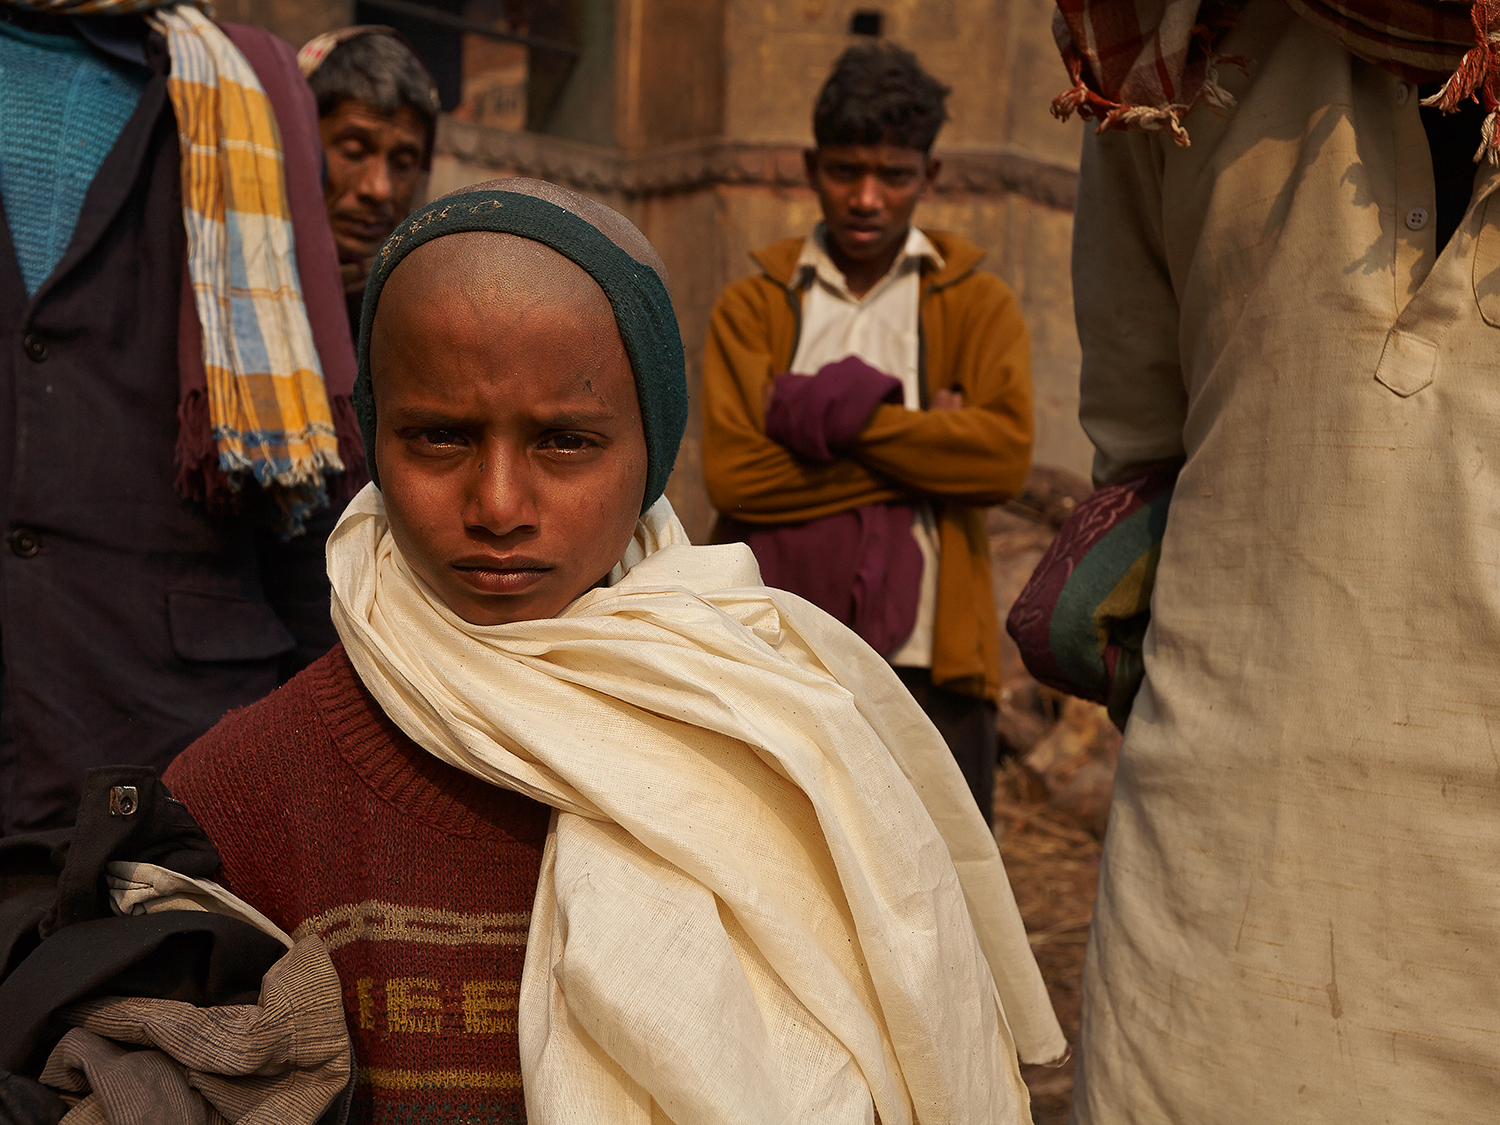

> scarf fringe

[
  {"left": 174, "top": 386, "right": 240, "bottom": 515},
  {"left": 175, "top": 389, "right": 368, "bottom": 532},
  {"left": 1419, "top": 0, "right": 1500, "bottom": 162},
  {"left": 1049, "top": 55, "right": 1191, "bottom": 143},
  {"left": 1051, "top": 51, "right": 1242, "bottom": 146}
]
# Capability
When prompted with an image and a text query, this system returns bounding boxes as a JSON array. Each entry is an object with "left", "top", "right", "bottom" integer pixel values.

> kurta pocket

[{"left": 1374, "top": 328, "right": 1436, "bottom": 397}]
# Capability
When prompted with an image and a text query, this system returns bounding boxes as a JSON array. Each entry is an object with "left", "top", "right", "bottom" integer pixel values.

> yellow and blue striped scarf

[{"left": 10, "top": 0, "right": 343, "bottom": 527}]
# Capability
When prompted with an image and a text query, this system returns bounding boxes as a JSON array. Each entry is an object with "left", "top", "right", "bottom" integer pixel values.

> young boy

[
  {"left": 165, "top": 179, "right": 1062, "bottom": 1124},
  {"left": 701, "top": 42, "right": 1035, "bottom": 826}
]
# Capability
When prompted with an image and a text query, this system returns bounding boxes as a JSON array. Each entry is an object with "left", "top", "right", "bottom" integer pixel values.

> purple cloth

[
  {"left": 730, "top": 357, "right": 921, "bottom": 655},
  {"left": 764, "top": 355, "right": 903, "bottom": 462},
  {"left": 725, "top": 504, "right": 924, "bottom": 658}
]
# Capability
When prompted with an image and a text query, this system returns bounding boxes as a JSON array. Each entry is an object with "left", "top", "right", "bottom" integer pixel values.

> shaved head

[
  {"left": 435, "top": 177, "right": 669, "bottom": 289},
  {"left": 376, "top": 229, "right": 612, "bottom": 335},
  {"left": 372, "top": 177, "right": 668, "bottom": 355},
  {"left": 354, "top": 177, "right": 688, "bottom": 512}
]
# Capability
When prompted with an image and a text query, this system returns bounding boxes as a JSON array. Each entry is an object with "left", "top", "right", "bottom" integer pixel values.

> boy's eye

[
  {"left": 412, "top": 428, "right": 467, "bottom": 448},
  {"left": 540, "top": 432, "right": 596, "bottom": 453},
  {"left": 879, "top": 169, "right": 917, "bottom": 187},
  {"left": 338, "top": 141, "right": 371, "bottom": 162}
]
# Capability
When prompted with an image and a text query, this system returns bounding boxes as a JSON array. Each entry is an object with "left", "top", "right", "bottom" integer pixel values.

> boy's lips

[
  {"left": 832, "top": 223, "right": 889, "bottom": 252},
  {"left": 451, "top": 555, "right": 552, "bottom": 595}
]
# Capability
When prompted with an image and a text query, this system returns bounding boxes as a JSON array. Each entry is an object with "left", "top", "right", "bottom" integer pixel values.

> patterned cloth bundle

[
  {"left": 1052, "top": 0, "right": 1500, "bottom": 157},
  {"left": 1005, "top": 463, "right": 1178, "bottom": 729},
  {"left": 9, "top": 0, "right": 343, "bottom": 525}
]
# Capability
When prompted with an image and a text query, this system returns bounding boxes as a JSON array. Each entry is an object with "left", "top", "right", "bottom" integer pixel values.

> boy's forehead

[
  {"left": 372, "top": 236, "right": 626, "bottom": 399},
  {"left": 383, "top": 230, "right": 597, "bottom": 301},
  {"left": 816, "top": 143, "right": 929, "bottom": 167},
  {"left": 434, "top": 177, "right": 670, "bottom": 289},
  {"left": 372, "top": 235, "right": 622, "bottom": 392}
]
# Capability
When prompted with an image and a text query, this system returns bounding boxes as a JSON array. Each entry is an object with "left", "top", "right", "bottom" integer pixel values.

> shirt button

[
  {"left": 22, "top": 332, "right": 47, "bottom": 361},
  {"left": 8, "top": 528, "right": 41, "bottom": 558},
  {"left": 1406, "top": 207, "right": 1430, "bottom": 231},
  {"left": 1396, "top": 83, "right": 1411, "bottom": 106}
]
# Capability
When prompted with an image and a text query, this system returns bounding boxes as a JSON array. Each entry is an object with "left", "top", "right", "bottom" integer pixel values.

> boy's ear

[
  {"left": 922, "top": 156, "right": 942, "bottom": 196},
  {"left": 803, "top": 148, "right": 821, "bottom": 189}
]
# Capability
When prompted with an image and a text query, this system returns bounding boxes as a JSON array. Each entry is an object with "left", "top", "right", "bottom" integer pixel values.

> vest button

[
  {"left": 8, "top": 528, "right": 41, "bottom": 558},
  {"left": 22, "top": 332, "right": 47, "bottom": 361}
]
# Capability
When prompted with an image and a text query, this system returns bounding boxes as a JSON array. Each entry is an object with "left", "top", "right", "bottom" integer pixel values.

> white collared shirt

[{"left": 788, "top": 224, "right": 943, "bottom": 668}]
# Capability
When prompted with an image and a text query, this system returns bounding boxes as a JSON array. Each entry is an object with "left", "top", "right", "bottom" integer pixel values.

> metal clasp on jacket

[{"left": 109, "top": 786, "right": 139, "bottom": 817}]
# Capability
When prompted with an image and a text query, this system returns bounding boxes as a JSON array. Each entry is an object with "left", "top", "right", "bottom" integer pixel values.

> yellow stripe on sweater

[{"left": 360, "top": 1067, "right": 525, "bottom": 1090}]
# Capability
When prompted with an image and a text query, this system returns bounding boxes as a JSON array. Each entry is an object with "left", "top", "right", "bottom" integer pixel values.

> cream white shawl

[{"left": 328, "top": 484, "right": 1063, "bottom": 1124}]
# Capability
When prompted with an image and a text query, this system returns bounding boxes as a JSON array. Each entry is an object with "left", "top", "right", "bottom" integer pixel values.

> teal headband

[{"left": 354, "top": 190, "right": 688, "bottom": 512}]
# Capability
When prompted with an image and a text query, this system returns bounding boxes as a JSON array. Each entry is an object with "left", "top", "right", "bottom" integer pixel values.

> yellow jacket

[{"left": 702, "top": 230, "right": 1034, "bottom": 701}]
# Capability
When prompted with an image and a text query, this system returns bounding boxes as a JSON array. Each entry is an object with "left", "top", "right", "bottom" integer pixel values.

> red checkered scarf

[{"left": 1053, "top": 0, "right": 1500, "bottom": 156}]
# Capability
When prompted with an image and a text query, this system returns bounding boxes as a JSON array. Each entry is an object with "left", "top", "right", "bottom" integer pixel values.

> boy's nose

[
  {"left": 851, "top": 174, "right": 882, "bottom": 212},
  {"left": 465, "top": 453, "right": 540, "bottom": 538}
]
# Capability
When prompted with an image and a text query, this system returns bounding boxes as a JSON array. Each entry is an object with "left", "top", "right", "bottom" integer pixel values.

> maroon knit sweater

[{"left": 165, "top": 645, "right": 549, "bottom": 1125}]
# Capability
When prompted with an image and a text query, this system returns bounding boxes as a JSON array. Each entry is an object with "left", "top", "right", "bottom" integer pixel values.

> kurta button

[
  {"left": 22, "top": 332, "right": 47, "bottom": 361},
  {"left": 8, "top": 528, "right": 40, "bottom": 558},
  {"left": 1395, "top": 83, "right": 1411, "bottom": 106},
  {"left": 1405, "top": 207, "right": 1430, "bottom": 231}
]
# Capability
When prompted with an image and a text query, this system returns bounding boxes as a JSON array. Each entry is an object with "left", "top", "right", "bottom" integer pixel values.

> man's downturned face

[
  {"left": 320, "top": 100, "right": 427, "bottom": 263},
  {"left": 370, "top": 233, "right": 648, "bottom": 626}
]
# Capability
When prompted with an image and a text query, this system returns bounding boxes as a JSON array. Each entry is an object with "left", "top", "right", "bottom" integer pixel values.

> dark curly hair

[{"left": 812, "top": 41, "right": 951, "bottom": 153}]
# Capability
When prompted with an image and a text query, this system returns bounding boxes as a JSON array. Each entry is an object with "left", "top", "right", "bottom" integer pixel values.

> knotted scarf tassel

[
  {"left": 1050, "top": 1, "right": 1246, "bottom": 147},
  {"left": 1421, "top": 0, "right": 1500, "bottom": 161},
  {"left": 1050, "top": 50, "right": 1200, "bottom": 145}
]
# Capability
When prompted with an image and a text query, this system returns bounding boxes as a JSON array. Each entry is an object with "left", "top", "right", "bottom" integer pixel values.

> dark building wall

[
  {"left": 621, "top": 0, "right": 724, "bottom": 148},
  {"left": 214, "top": 0, "right": 351, "bottom": 48},
  {"left": 537, "top": 0, "right": 616, "bottom": 146}
]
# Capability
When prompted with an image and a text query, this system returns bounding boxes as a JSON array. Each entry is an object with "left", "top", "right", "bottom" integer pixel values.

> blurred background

[{"left": 216, "top": 0, "right": 1090, "bottom": 542}]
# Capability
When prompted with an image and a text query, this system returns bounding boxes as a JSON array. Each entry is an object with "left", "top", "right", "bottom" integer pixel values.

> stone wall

[{"left": 720, "top": 0, "right": 1077, "bottom": 162}]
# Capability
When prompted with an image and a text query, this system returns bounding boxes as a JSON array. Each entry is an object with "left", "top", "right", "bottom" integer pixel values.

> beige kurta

[{"left": 1073, "top": 2, "right": 1500, "bottom": 1120}]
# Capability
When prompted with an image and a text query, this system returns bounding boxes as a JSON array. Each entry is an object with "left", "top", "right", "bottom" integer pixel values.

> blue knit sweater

[{"left": 0, "top": 20, "right": 147, "bottom": 295}]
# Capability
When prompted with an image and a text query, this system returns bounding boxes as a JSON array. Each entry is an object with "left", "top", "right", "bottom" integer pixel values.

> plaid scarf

[
  {"left": 10, "top": 0, "right": 343, "bottom": 529},
  {"left": 1053, "top": 0, "right": 1500, "bottom": 157}
]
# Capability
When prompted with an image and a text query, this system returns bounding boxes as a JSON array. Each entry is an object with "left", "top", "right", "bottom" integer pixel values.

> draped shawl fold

[
  {"left": 1052, "top": 0, "right": 1500, "bottom": 154},
  {"left": 328, "top": 484, "right": 1064, "bottom": 1123}
]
